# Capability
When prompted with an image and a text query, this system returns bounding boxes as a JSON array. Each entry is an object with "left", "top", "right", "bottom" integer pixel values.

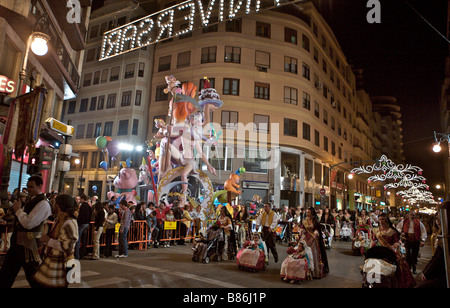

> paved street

[{"left": 9, "top": 238, "right": 433, "bottom": 289}]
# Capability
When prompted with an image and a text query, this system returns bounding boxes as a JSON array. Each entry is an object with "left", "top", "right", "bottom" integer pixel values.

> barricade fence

[{"left": 1, "top": 218, "right": 263, "bottom": 254}]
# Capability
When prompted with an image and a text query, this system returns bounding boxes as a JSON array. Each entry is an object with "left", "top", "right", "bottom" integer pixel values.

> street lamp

[
  {"left": 75, "top": 157, "right": 84, "bottom": 195},
  {"left": 17, "top": 14, "right": 50, "bottom": 96}
]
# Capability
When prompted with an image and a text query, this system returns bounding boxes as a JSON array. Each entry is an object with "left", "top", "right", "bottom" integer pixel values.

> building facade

[
  {"left": 62, "top": 0, "right": 154, "bottom": 198},
  {"left": 0, "top": 0, "right": 91, "bottom": 199}
]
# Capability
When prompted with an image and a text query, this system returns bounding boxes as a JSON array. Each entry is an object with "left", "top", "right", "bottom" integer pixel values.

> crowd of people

[{"left": 0, "top": 175, "right": 447, "bottom": 288}]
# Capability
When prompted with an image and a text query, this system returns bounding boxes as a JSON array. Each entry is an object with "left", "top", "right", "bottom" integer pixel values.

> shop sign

[{"left": 0, "top": 75, "right": 16, "bottom": 94}]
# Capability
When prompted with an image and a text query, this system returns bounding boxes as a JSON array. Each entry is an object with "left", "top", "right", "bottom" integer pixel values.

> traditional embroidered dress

[
  {"left": 33, "top": 214, "right": 78, "bottom": 288},
  {"left": 300, "top": 217, "right": 329, "bottom": 279},
  {"left": 280, "top": 243, "right": 312, "bottom": 282},
  {"left": 371, "top": 227, "right": 416, "bottom": 288},
  {"left": 236, "top": 240, "right": 266, "bottom": 271}
]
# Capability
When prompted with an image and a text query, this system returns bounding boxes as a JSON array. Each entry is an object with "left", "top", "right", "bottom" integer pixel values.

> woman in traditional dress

[
  {"left": 236, "top": 233, "right": 266, "bottom": 272},
  {"left": 299, "top": 207, "right": 329, "bottom": 279},
  {"left": 280, "top": 240, "right": 312, "bottom": 283},
  {"left": 370, "top": 213, "right": 416, "bottom": 288},
  {"left": 33, "top": 194, "right": 78, "bottom": 288},
  {"left": 234, "top": 205, "right": 250, "bottom": 248},
  {"left": 218, "top": 206, "right": 237, "bottom": 260}
]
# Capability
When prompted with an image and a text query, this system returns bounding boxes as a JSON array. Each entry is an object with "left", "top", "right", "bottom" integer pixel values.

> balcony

[{"left": 47, "top": 0, "right": 91, "bottom": 51}]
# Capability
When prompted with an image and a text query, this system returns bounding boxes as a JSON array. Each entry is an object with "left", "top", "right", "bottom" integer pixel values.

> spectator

[
  {"left": 397, "top": 211, "right": 427, "bottom": 274},
  {"left": 155, "top": 201, "right": 170, "bottom": 245},
  {"left": 190, "top": 205, "right": 206, "bottom": 237},
  {"left": 33, "top": 194, "right": 78, "bottom": 288},
  {"left": 0, "top": 207, "right": 15, "bottom": 252},
  {"left": 116, "top": 200, "right": 131, "bottom": 258},
  {"left": 135, "top": 202, "right": 146, "bottom": 221},
  {"left": 104, "top": 204, "right": 118, "bottom": 258},
  {"left": 165, "top": 208, "right": 176, "bottom": 247},
  {"left": 91, "top": 202, "right": 106, "bottom": 260},
  {"left": 0, "top": 175, "right": 52, "bottom": 288},
  {"left": 75, "top": 194, "right": 92, "bottom": 260},
  {"left": 147, "top": 210, "right": 159, "bottom": 248}
]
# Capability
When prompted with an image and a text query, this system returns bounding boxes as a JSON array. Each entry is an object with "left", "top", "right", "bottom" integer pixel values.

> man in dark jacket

[{"left": 75, "top": 194, "right": 92, "bottom": 259}]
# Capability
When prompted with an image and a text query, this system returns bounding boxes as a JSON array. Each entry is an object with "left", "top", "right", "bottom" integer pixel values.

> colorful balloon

[
  {"left": 106, "top": 139, "right": 120, "bottom": 159},
  {"left": 95, "top": 136, "right": 107, "bottom": 149},
  {"left": 99, "top": 161, "right": 108, "bottom": 171}
]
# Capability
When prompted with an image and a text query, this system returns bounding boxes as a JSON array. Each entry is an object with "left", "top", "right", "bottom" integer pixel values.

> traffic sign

[{"left": 320, "top": 188, "right": 326, "bottom": 195}]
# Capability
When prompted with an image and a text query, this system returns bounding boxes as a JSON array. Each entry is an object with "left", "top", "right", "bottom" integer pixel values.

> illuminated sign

[
  {"left": 100, "top": 0, "right": 291, "bottom": 61},
  {"left": 45, "top": 117, "right": 75, "bottom": 137},
  {"left": 0, "top": 75, "right": 16, "bottom": 94}
]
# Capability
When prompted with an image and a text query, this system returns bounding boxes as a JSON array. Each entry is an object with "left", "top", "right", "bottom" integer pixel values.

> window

[
  {"left": 302, "top": 122, "right": 311, "bottom": 141},
  {"left": 89, "top": 25, "right": 99, "bottom": 39},
  {"left": 256, "top": 21, "right": 270, "bottom": 38},
  {"left": 302, "top": 92, "right": 311, "bottom": 110},
  {"left": 138, "top": 62, "right": 145, "bottom": 77},
  {"left": 110, "top": 66, "right": 120, "bottom": 81},
  {"left": 284, "top": 27, "right": 297, "bottom": 44},
  {"left": 89, "top": 97, "right": 97, "bottom": 111},
  {"left": 94, "top": 123, "right": 102, "bottom": 137},
  {"left": 254, "top": 82, "right": 270, "bottom": 100},
  {"left": 226, "top": 19, "right": 241, "bottom": 32},
  {"left": 331, "top": 117, "right": 335, "bottom": 130},
  {"left": 302, "top": 34, "right": 310, "bottom": 51},
  {"left": 158, "top": 55, "right": 171, "bottom": 72},
  {"left": 83, "top": 73, "right": 92, "bottom": 87},
  {"left": 284, "top": 86, "right": 297, "bottom": 105},
  {"left": 97, "top": 95, "right": 105, "bottom": 110},
  {"left": 101, "top": 69, "right": 108, "bottom": 83},
  {"left": 156, "top": 85, "right": 169, "bottom": 101},
  {"left": 244, "top": 148, "right": 268, "bottom": 173},
  {"left": 331, "top": 141, "right": 336, "bottom": 156},
  {"left": 323, "top": 109, "right": 328, "bottom": 125},
  {"left": 135, "top": 90, "right": 142, "bottom": 106},
  {"left": 322, "top": 59, "right": 327, "bottom": 73},
  {"left": 284, "top": 56, "right": 297, "bottom": 74},
  {"left": 302, "top": 62, "right": 310, "bottom": 80},
  {"left": 93, "top": 71, "right": 100, "bottom": 85},
  {"left": 79, "top": 98, "right": 88, "bottom": 112},
  {"left": 313, "top": 47, "right": 319, "bottom": 63},
  {"left": 76, "top": 124, "right": 85, "bottom": 139},
  {"left": 106, "top": 93, "right": 116, "bottom": 109},
  {"left": 314, "top": 101, "right": 320, "bottom": 118},
  {"left": 323, "top": 136, "right": 328, "bottom": 152},
  {"left": 177, "top": 51, "right": 191, "bottom": 68},
  {"left": 121, "top": 91, "right": 132, "bottom": 107},
  {"left": 124, "top": 63, "right": 135, "bottom": 78},
  {"left": 314, "top": 130, "right": 320, "bottom": 146},
  {"left": 224, "top": 46, "right": 240, "bottom": 63},
  {"left": 201, "top": 47, "right": 216, "bottom": 64},
  {"left": 104, "top": 121, "right": 113, "bottom": 136},
  {"left": 223, "top": 78, "right": 239, "bottom": 96},
  {"left": 132, "top": 119, "right": 139, "bottom": 135},
  {"left": 253, "top": 114, "right": 269, "bottom": 133},
  {"left": 255, "top": 50, "right": 270, "bottom": 69},
  {"left": 90, "top": 151, "right": 99, "bottom": 168},
  {"left": 86, "top": 48, "right": 96, "bottom": 62},
  {"left": 284, "top": 118, "right": 297, "bottom": 137},
  {"left": 221, "top": 110, "right": 238, "bottom": 129},
  {"left": 67, "top": 101, "right": 76, "bottom": 114},
  {"left": 86, "top": 123, "right": 94, "bottom": 138},
  {"left": 322, "top": 83, "right": 328, "bottom": 98},
  {"left": 203, "top": 16, "right": 218, "bottom": 32}
]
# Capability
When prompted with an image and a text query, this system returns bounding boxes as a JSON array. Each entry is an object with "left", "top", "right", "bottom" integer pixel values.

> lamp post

[
  {"left": 75, "top": 157, "right": 84, "bottom": 196},
  {"left": 432, "top": 131, "right": 450, "bottom": 288}
]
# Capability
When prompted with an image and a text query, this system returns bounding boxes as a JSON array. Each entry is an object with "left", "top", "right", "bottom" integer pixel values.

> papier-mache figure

[
  {"left": 107, "top": 159, "right": 138, "bottom": 205},
  {"left": 224, "top": 168, "right": 245, "bottom": 195}
]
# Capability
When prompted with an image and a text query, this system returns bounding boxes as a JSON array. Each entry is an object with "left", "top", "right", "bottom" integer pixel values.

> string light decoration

[
  {"left": 99, "top": 0, "right": 285, "bottom": 61},
  {"left": 350, "top": 155, "right": 423, "bottom": 183}
]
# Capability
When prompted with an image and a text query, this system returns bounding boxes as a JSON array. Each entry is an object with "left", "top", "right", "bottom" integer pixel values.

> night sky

[{"left": 313, "top": 0, "right": 449, "bottom": 197}]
